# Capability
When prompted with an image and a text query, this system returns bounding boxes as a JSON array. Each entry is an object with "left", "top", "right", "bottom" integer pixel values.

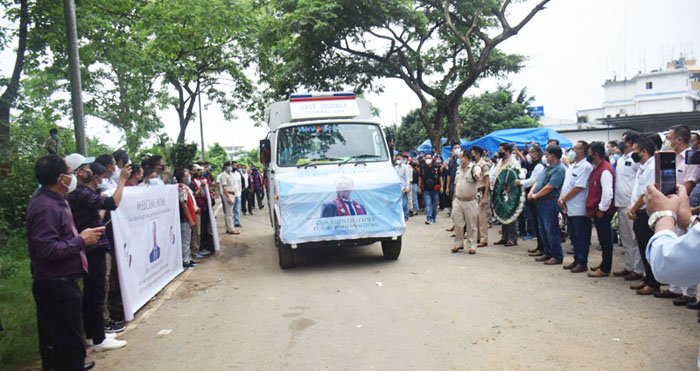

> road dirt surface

[{"left": 87, "top": 210, "right": 699, "bottom": 370}]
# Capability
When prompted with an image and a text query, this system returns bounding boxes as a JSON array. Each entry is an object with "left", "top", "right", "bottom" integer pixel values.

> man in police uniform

[
  {"left": 451, "top": 150, "right": 481, "bottom": 254},
  {"left": 471, "top": 146, "right": 491, "bottom": 247}
]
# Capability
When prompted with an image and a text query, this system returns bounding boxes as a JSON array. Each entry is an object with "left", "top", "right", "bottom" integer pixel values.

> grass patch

[{"left": 0, "top": 230, "right": 39, "bottom": 370}]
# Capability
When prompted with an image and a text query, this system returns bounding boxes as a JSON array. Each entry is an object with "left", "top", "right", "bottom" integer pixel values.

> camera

[{"left": 686, "top": 149, "right": 700, "bottom": 165}]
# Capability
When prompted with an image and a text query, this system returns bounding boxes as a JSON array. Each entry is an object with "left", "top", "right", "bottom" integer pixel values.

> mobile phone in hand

[{"left": 655, "top": 151, "right": 676, "bottom": 196}]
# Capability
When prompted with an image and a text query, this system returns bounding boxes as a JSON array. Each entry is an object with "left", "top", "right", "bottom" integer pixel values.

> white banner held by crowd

[
  {"left": 111, "top": 185, "right": 184, "bottom": 321},
  {"left": 204, "top": 184, "right": 221, "bottom": 251}
]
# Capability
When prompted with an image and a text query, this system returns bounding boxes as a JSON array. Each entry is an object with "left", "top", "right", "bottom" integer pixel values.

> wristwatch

[{"left": 647, "top": 210, "right": 677, "bottom": 229}]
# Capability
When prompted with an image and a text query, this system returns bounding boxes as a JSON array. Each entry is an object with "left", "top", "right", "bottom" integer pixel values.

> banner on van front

[
  {"left": 276, "top": 166, "right": 406, "bottom": 244},
  {"left": 111, "top": 185, "right": 183, "bottom": 321}
]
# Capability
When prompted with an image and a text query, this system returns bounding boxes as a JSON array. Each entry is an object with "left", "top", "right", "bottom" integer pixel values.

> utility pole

[
  {"left": 63, "top": 0, "right": 87, "bottom": 155},
  {"left": 198, "top": 87, "right": 205, "bottom": 162}
]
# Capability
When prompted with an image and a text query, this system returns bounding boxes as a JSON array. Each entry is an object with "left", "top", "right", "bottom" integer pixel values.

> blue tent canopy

[
  {"left": 462, "top": 128, "right": 572, "bottom": 155},
  {"left": 415, "top": 128, "right": 572, "bottom": 160}
]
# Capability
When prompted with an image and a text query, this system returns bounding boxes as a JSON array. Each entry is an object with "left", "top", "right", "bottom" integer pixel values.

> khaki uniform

[
  {"left": 476, "top": 158, "right": 491, "bottom": 243},
  {"left": 452, "top": 162, "right": 481, "bottom": 250}
]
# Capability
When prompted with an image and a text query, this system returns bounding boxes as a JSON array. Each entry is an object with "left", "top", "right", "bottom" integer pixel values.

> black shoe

[
  {"left": 494, "top": 240, "right": 507, "bottom": 245},
  {"left": 687, "top": 301, "right": 700, "bottom": 310},
  {"left": 563, "top": 262, "right": 577, "bottom": 270},
  {"left": 259, "top": 205, "right": 264, "bottom": 209},
  {"left": 104, "top": 320, "right": 125, "bottom": 334},
  {"left": 84, "top": 360, "right": 96, "bottom": 370}
]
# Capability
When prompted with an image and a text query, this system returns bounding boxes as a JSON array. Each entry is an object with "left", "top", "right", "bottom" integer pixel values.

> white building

[{"left": 578, "top": 57, "right": 700, "bottom": 122}]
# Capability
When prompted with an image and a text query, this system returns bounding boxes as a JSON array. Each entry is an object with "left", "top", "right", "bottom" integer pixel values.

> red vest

[{"left": 585, "top": 160, "right": 615, "bottom": 217}]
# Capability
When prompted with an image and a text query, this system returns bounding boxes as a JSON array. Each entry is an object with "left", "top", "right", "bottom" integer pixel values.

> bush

[{"left": 0, "top": 230, "right": 37, "bottom": 370}]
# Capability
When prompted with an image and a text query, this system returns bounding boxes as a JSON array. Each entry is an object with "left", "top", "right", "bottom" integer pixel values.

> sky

[{"left": 2, "top": 0, "right": 699, "bottom": 151}]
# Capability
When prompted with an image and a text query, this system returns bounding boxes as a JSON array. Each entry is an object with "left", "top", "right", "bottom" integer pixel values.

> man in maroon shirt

[{"left": 27, "top": 154, "right": 104, "bottom": 370}]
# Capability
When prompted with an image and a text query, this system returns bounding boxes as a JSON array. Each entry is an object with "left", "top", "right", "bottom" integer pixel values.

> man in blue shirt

[{"left": 528, "top": 145, "right": 566, "bottom": 265}]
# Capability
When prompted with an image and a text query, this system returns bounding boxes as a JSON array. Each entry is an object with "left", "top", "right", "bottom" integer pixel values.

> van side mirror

[{"left": 260, "top": 139, "right": 271, "bottom": 167}]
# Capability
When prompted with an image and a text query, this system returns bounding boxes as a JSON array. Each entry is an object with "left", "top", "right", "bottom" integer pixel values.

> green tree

[
  {"left": 79, "top": 0, "right": 163, "bottom": 155},
  {"left": 396, "top": 106, "right": 432, "bottom": 152},
  {"left": 204, "top": 142, "right": 229, "bottom": 170},
  {"left": 140, "top": 0, "right": 256, "bottom": 143},
  {"left": 0, "top": 0, "right": 29, "bottom": 172},
  {"left": 258, "top": 0, "right": 550, "bottom": 152},
  {"left": 460, "top": 85, "right": 538, "bottom": 139}
]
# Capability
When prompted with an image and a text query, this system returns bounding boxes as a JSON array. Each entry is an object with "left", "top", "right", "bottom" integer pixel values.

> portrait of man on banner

[{"left": 321, "top": 177, "right": 367, "bottom": 218}]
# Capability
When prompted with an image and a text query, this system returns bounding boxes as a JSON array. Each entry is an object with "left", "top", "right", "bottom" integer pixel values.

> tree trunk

[
  {"left": 446, "top": 101, "right": 463, "bottom": 144},
  {"left": 0, "top": 0, "right": 28, "bottom": 173}
]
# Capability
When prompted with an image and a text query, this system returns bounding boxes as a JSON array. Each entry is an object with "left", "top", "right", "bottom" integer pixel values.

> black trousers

[
  {"left": 502, "top": 221, "right": 517, "bottom": 243},
  {"left": 33, "top": 278, "right": 86, "bottom": 371},
  {"left": 633, "top": 210, "right": 660, "bottom": 288},
  {"left": 526, "top": 199, "right": 543, "bottom": 250},
  {"left": 242, "top": 189, "right": 255, "bottom": 213},
  {"left": 593, "top": 212, "right": 614, "bottom": 273},
  {"left": 199, "top": 205, "right": 214, "bottom": 250},
  {"left": 83, "top": 248, "right": 107, "bottom": 344},
  {"left": 107, "top": 251, "right": 124, "bottom": 322}
]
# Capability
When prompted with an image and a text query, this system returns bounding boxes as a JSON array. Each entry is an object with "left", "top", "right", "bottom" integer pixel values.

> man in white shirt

[
  {"left": 558, "top": 141, "right": 593, "bottom": 271},
  {"left": 217, "top": 161, "right": 238, "bottom": 234},
  {"left": 231, "top": 163, "right": 243, "bottom": 228},
  {"left": 613, "top": 131, "right": 643, "bottom": 280},
  {"left": 663, "top": 125, "right": 700, "bottom": 304},
  {"left": 627, "top": 136, "right": 660, "bottom": 295},
  {"left": 394, "top": 155, "right": 411, "bottom": 221}
]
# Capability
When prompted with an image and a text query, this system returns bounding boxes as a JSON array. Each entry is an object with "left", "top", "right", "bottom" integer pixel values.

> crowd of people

[
  {"left": 26, "top": 142, "right": 268, "bottom": 370},
  {"left": 395, "top": 125, "right": 700, "bottom": 315}
]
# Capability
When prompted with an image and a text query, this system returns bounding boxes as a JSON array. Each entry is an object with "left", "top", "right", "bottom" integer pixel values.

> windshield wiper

[
  {"left": 340, "top": 154, "right": 382, "bottom": 165},
  {"left": 296, "top": 157, "right": 342, "bottom": 168}
]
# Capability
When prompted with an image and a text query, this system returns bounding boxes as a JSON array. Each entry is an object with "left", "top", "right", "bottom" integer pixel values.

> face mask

[
  {"left": 631, "top": 152, "right": 641, "bottom": 163},
  {"left": 186, "top": 175, "right": 192, "bottom": 185},
  {"left": 395, "top": 160, "right": 401, "bottom": 166},
  {"left": 52, "top": 133, "right": 59, "bottom": 140},
  {"left": 456, "top": 158, "right": 462, "bottom": 166},
  {"left": 150, "top": 177, "right": 164, "bottom": 186},
  {"left": 226, "top": 167, "right": 233, "bottom": 172},
  {"left": 453, "top": 149, "right": 460, "bottom": 156},
  {"left": 567, "top": 151, "right": 576, "bottom": 161},
  {"left": 542, "top": 156, "right": 549, "bottom": 166},
  {"left": 66, "top": 174, "right": 77, "bottom": 193},
  {"left": 662, "top": 140, "right": 673, "bottom": 151},
  {"left": 611, "top": 154, "right": 620, "bottom": 164},
  {"left": 425, "top": 159, "right": 433, "bottom": 166}
]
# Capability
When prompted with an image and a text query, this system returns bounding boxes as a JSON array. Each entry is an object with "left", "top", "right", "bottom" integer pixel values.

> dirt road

[{"left": 90, "top": 210, "right": 700, "bottom": 370}]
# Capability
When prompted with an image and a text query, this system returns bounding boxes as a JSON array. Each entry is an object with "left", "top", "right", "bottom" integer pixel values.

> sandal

[
  {"left": 468, "top": 249, "right": 476, "bottom": 255},
  {"left": 451, "top": 247, "right": 464, "bottom": 253}
]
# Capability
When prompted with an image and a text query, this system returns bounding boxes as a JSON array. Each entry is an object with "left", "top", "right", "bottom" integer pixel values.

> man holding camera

[{"left": 659, "top": 125, "right": 700, "bottom": 305}]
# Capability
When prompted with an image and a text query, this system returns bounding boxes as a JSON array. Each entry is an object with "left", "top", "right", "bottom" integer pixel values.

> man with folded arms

[{"left": 528, "top": 145, "right": 566, "bottom": 265}]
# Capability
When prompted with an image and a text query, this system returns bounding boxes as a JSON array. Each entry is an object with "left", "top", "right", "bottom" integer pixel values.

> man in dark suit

[{"left": 321, "top": 177, "right": 367, "bottom": 217}]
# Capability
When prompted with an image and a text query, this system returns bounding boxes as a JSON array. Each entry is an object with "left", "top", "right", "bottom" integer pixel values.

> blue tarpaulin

[{"left": 415, "top": 128, "right": 572, "bottom": 159}]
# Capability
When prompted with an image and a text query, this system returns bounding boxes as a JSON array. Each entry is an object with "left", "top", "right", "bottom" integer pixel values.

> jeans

[
  {"left": 402, "top": 192, "right": 409, "bottom": 220},
  {"left": 181, "top": 222, "right": 192, "bottom": 264},
  {"left": 593, "top": 212, "right": 614, "bottom": 273},
  {"left": 254, "top": 188, "right": 265, "bottom": 209},
  {"left": 568, "top": 216, "right": 592, "bottom": 265},
  {"left": 411, "top": 183, "right": 419, "bottom": 211},
  {"left": 423, "top": 190, "right": 439, "bottom": 222},
  {"left": 526, "top": 199, "right": 542, "bottom": 250},
  {"left": 233, "top": 196, "right": 241, "bottom": 226},
  {"left": 537, "top": 197, "right": 563, "bottom": 260}
]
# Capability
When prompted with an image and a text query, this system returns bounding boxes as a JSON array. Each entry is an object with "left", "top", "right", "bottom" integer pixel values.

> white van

[{"left": 259, "top": 92, "right": 406, "bottom": 268}]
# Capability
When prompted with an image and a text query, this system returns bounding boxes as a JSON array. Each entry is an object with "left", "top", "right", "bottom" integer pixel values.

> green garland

[{"left": 491, "top": 166, "right": 526, "bottom": 225}]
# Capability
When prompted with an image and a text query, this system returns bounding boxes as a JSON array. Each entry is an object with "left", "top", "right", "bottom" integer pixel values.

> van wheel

[
  {"left": 274, "top": 216, "right": 294, "bottom": 269},
  {"left": 381, "top": 237, "right": 401, "bottom": 260}
]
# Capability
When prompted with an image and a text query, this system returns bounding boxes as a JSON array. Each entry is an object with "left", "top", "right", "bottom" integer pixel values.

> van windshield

[{"left": 277, "top": 123, "right": 389, "bottom": 167}]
